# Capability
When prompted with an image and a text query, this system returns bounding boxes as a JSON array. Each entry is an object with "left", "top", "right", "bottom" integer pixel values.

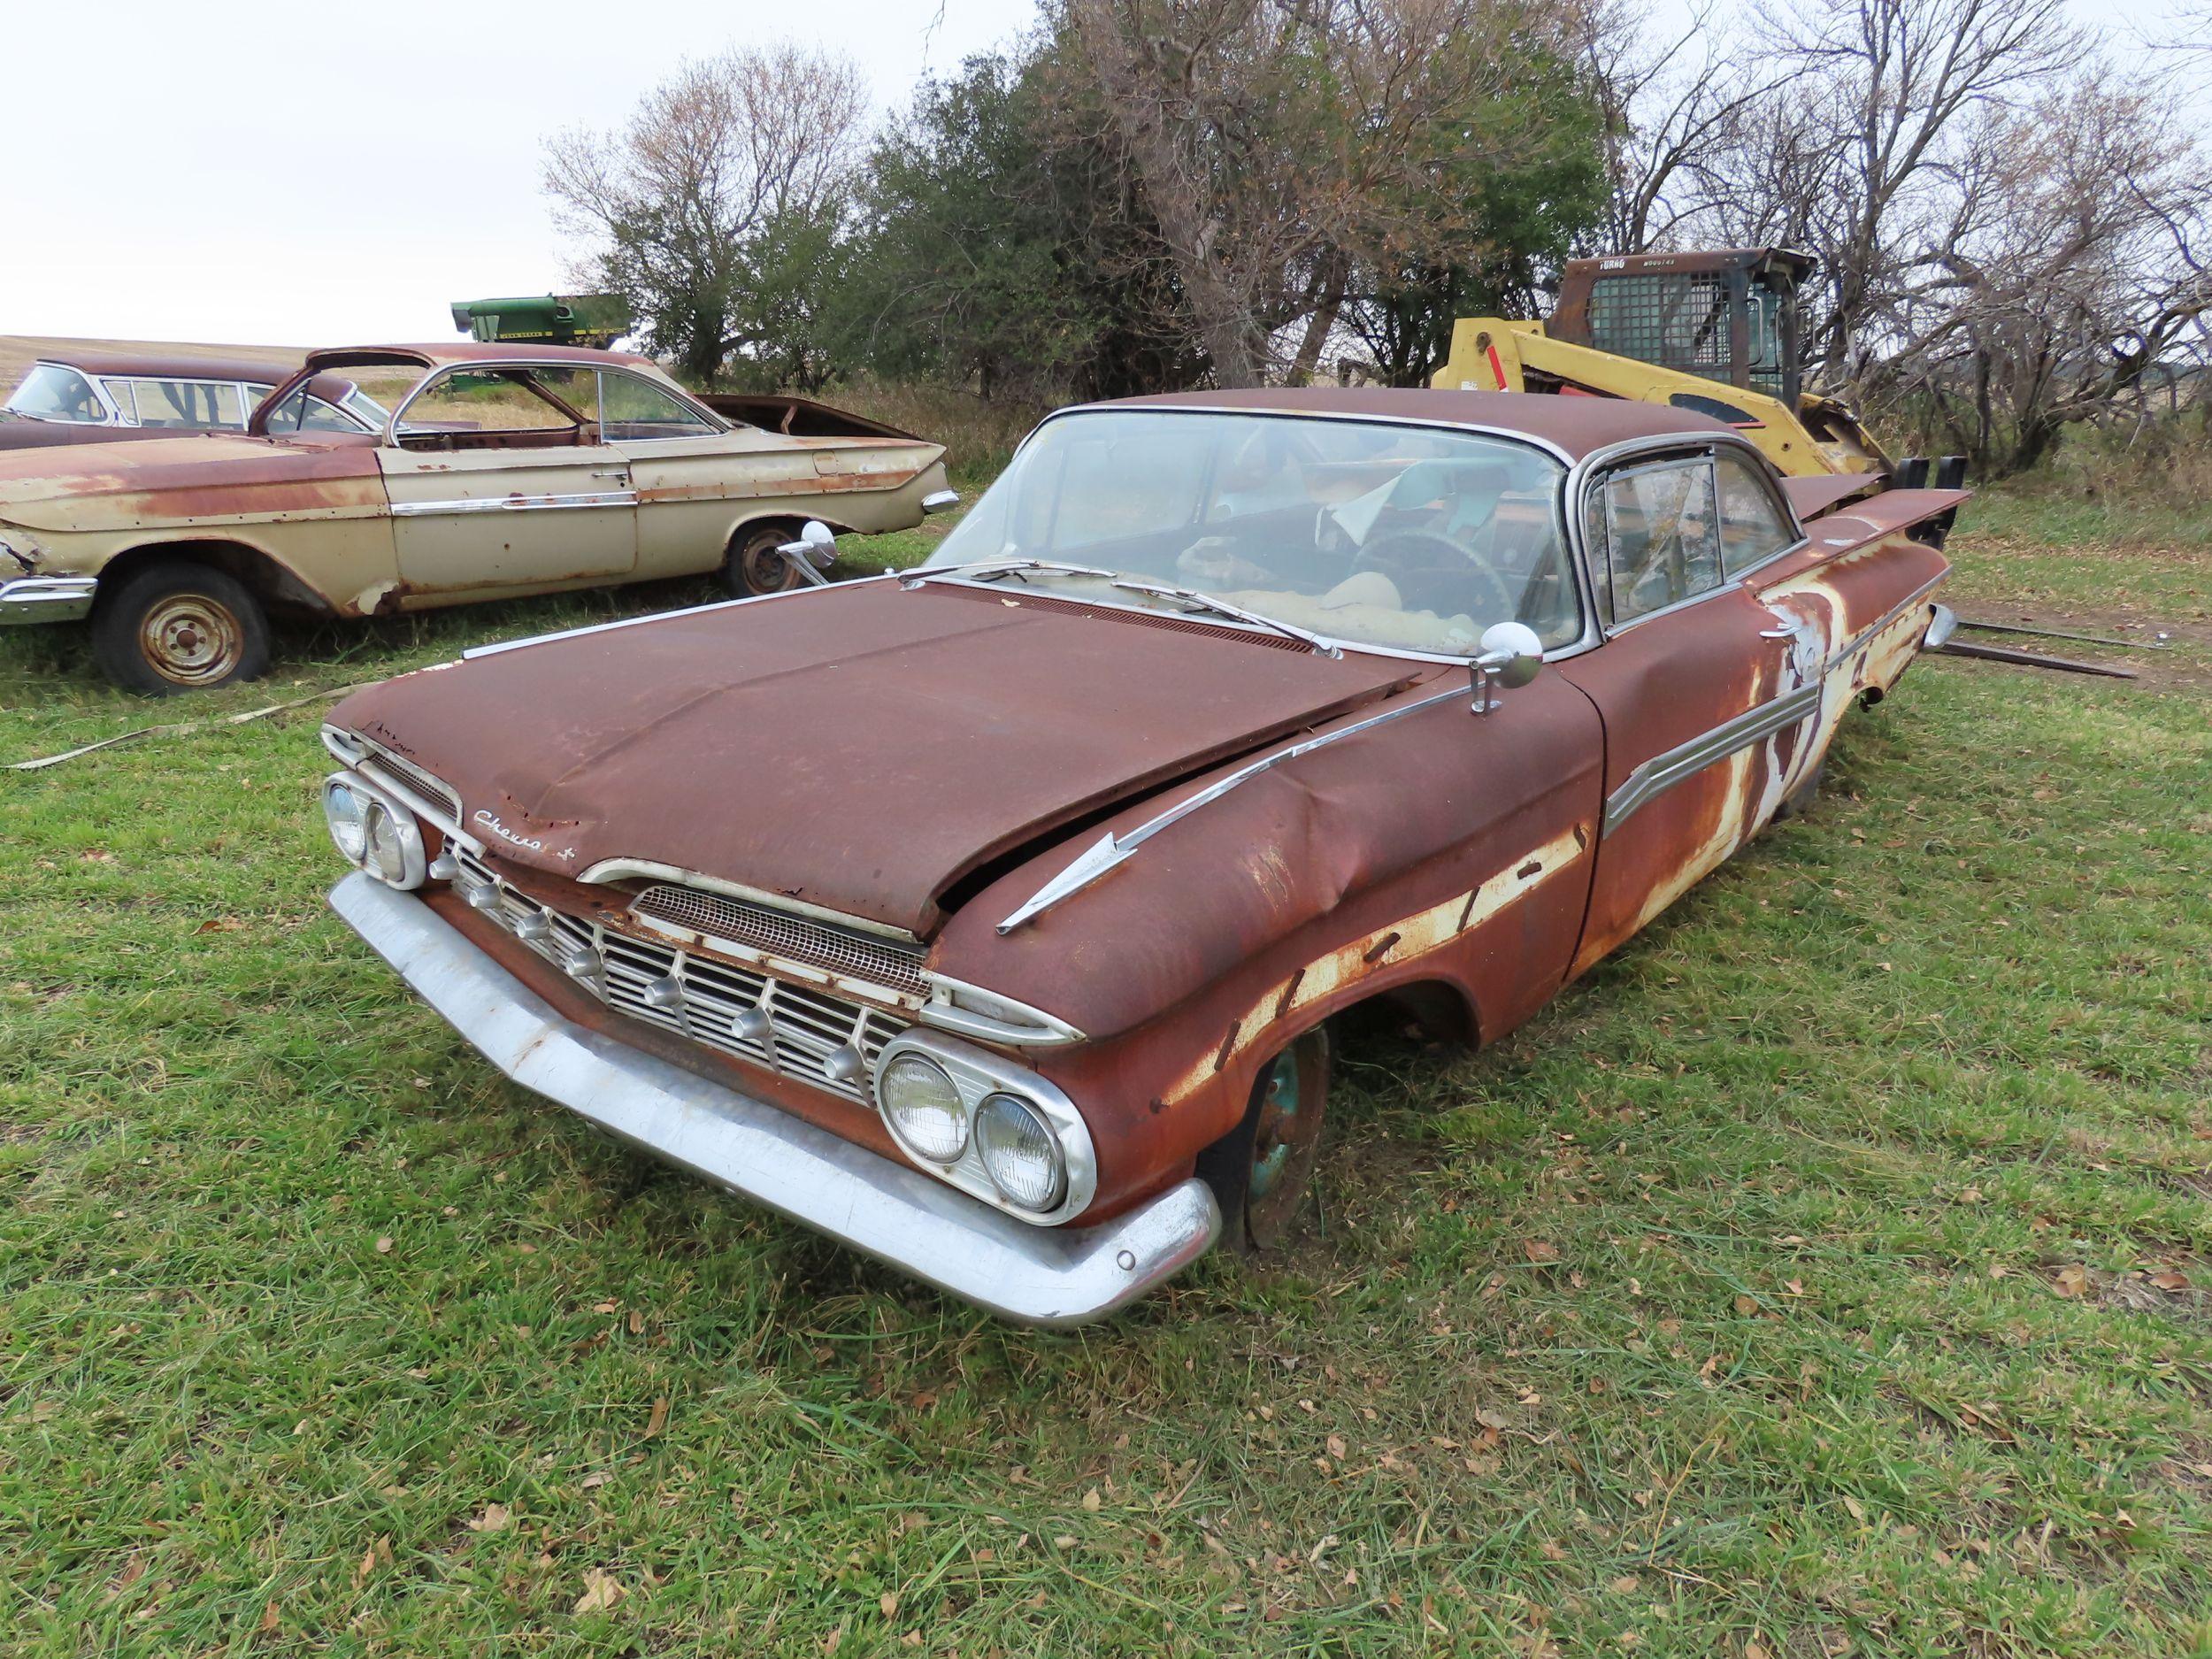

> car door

[
  {"left": 1555, "top": 441, "right": 1811, "bottom": 974},
  {"left": 379, "top": 364, "right": 638, "bottom": 595},
  {"left": 593, "top": 368, "right": 753, "bottom": 578}
]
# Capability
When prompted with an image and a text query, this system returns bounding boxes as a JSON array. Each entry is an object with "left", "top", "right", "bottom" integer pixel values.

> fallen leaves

[
  {"left": 573, "top": 1568, "right": 624, "bottom": 1615},
  {"left": 1523, "top": 1239, "right": 1561, "bottom": 1264},
  {"left": 465, "top": 1502, "right": 511, "bottom": 1534},
  {"left": 2053, "top": 1264, "right": 2090, "bottom": 1298},
  {"left": 643, "top": 1396, "right": 669, "bottom": 1439}
]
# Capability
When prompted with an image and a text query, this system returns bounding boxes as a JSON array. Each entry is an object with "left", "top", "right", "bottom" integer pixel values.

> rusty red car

[{"left": 320, "top": 388, "right": 1962, "bottom": 1325}]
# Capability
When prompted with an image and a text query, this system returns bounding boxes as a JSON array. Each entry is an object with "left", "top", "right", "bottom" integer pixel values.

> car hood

[{"left": 330, "top": 579, "right": 1422, "bottom": 937}]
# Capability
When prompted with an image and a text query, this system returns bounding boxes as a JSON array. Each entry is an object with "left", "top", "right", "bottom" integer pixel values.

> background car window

[
  {"left": 600, "top": 372, "right": 716, "bottom": 441},
  {"left": 119, "top": 379, "right": 246, "bottom": 429},
  {"left": 6, "top": 364, "right": 108, "bottom": 422},
  {"left": 1715, "top": 449, "right": 1796, "bottom": 574},
  {"left": 102, "top": 380, "right": 139, "bottom": 423},
  {"left": 1596, "top": 457, "right": 1724, "bottom": 624},
  {"left": 265, "top": 390, "right": 369, "bottom": 434}
]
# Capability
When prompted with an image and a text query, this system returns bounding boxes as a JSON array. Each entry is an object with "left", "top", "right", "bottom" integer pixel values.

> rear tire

[
  {"left": 90, "top": 560, "right": 270, "bottom": 695},
  {"left": 719, "top": 521, "right": 805, "bottom": 598},
  {"left": 1195, "top": 1026, "right": 1333, "bottom": 1252}
]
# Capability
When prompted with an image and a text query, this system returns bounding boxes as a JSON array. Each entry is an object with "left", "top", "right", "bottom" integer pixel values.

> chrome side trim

[
  {"left": 1603, "top": 682, "right": 1824, "bottom": 833},
  {"left": 997, "top": 683, "right": 1468, "bottom": 933},
  {"left": 0, "top": 575, "right": 98, "bottom": 624},
  {"left": 390, "top": 490, "right": 637, "bottom": 518},
  {"left": 328, "top": 873, "right": 1217, "bottom": 1325}
]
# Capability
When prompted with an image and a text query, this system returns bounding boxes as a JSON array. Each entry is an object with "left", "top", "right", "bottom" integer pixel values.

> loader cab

[{"left": 1550, "top": 249, "right": 1813, "bottom": 409}]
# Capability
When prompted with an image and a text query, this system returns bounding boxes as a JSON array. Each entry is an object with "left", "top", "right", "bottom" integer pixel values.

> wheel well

[
  {"left": 729, "top": 511, "right": 855, "bottom": 550},
  {"left": 1332, "top": 978, "right": 1480, "bottom": 1049},
  {"left": 97, "top": 541, "right": 332, "bottom": 617}
]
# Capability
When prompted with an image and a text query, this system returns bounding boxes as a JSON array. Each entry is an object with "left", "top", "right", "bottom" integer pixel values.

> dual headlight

[
  {"left": 874, "top": 1035, "right": 1094, "bottom": 1222},
  {"left": 323, "top": 772, "right": 426, "bottom": 889}
]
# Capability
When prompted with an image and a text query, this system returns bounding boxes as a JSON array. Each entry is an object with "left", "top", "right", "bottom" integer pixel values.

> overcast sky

[{"left": 1, "top": 0, "right": 2202, "bottom": 350}]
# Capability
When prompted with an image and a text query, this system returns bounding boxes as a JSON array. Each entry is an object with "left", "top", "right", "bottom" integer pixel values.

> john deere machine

[
  {"left": 449, "top": 294, "right": 634, "bottom": 351},
  {"left": 1433, "top": 248, "right": 1964, "bottom": 495}
]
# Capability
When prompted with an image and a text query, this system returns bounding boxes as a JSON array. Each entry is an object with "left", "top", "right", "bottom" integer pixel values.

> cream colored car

[{"left": 0, "top": 343, "right": 951, "bottom": 693}]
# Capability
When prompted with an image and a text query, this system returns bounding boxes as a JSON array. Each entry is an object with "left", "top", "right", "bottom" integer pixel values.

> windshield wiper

[
  {"left": 902, "top": 558, "right": 1120, "bottom": 588},
  {"left": 1109, "top": 578, "right": 1341, "bottom": 657}
]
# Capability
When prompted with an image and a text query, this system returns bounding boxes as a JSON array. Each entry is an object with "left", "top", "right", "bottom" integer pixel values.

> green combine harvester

[{"left": 449, "top": 295, "right": 634, "bottom": 350}]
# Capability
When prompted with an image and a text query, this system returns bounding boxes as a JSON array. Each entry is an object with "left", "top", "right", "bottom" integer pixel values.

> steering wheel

[{"left": 1350, "top": 532, "right": 1517, "bottom": 628}]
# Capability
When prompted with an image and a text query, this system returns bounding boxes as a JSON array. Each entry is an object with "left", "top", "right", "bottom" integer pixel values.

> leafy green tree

[{"left": 834, "top": 50, "right": 1201, "bottom": 400}]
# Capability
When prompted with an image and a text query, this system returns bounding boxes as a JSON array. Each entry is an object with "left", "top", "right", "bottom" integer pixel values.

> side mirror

[
  {"left": 921, "top": 489, "right": 961, "bottom": 514},
  {"left": 775, "top": 519, "right": 838, "bottom": 587},
  {"left": 1471, "top": 621, "right": 1543, "bottom": 713}
]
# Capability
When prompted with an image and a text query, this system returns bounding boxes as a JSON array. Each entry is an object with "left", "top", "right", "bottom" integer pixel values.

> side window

[
  {"left": 600, "top": 372, "right": 716, "bottom": 442},
  {"left": 397, "top": 367, "right": 594, "bottom": 442},
  {"left": 121, "top": 379, "right": 246, "bottom": 429},
  {"left": 102, "top": 380, "right": 139, "bottom": 423},
  {"left": 1715, "top": 449, "right": 1796, "bottom": 574},
  {"left": 1593, "top": 457, "right": 1724, "bottom": 625}
]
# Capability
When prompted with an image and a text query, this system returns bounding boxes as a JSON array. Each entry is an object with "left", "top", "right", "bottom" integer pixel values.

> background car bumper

[
  {"left": 327, "top": 873, "right": 1221, "bottom": 1325},
  {"left": 0, "top": 574, "right": 97, "bottom": 623}
]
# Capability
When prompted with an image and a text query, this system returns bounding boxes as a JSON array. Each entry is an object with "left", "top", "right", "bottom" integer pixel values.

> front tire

[
  {"left": 1195, "top": 1026, "right": 1333, "bottom": 1251},
  {"left": 719, "top": 521, "right": 805, "bottom": 598},
  {"left": 90, "top": 561, "right": 270, "bottom": 695}
]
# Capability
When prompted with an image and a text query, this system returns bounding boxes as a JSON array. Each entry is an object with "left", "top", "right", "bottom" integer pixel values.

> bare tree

[
  {"left": 544, "top": 44, "right": 866, "bottom": 387},
  {"left": 1053, "top": 0, "right": 1582, "bottom": 387},
  {"left": 1569, "top": 0, "right": 1788, "bottom": 251},
  {"left": 1755, "top": 0, "right": 2086, "bottom": 379},
  {"left": 1874, "top": 77, "right": 2212, "bottom": 469}
]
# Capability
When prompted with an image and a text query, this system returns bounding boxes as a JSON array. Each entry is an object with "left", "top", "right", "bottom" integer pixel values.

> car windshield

[
  {"left": 924, "top": 410, "right": 1582, "bottom": 656},
  {"left": 5, "top": 363, "right": 108, "bottom": 424}
]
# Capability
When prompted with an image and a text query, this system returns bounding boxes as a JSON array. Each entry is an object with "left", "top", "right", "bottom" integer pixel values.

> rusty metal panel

[{"left": 327, "top": 581, "right": 1423, "bottom": 937}]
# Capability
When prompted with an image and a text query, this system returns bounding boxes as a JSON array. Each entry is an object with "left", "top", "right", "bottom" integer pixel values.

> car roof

[
  {"left": 35, "top": 349, "right": 301, "bottom": 384},
  {"left": 300, "top": 342, "right": 658, "bottom": 373},
  {"left": 1093, "top": 386, "right": 1740, "bottom": 461}
]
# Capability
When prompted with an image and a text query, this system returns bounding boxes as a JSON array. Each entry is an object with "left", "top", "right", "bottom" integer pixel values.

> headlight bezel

[
  {"left": 322, "top": 769, "right": 426, "bottom": 890},
  {"left": 872, "top": 1031, "right": 1094, "bottom": 1226},
  {"left": 972, "top": 1091, "right": 1067, "bottom": 1213}
]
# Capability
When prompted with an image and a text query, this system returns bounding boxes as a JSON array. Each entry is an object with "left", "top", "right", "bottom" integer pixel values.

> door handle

[
  {"left": 1758, "top": 626, "right": 1795, "bottom": 638},
  {"left": 588, "top": 467, "right": 629, "bottom": 480}
]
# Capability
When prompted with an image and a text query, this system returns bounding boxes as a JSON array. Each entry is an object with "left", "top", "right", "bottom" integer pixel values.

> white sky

[
  {"left": 0, "top": 0, "right": 1038, "bottom": 346},
  {"left": 0, "top": 0, "right": 2202, "bottom": 350}
]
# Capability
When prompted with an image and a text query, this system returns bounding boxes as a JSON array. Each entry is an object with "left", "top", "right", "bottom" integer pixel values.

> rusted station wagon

[
  {"left": 0, "top": 343, "right": 950, "bottom": 693},
  {"left": 320, "top": 388, "right": 1963, "bottom": 1325}
]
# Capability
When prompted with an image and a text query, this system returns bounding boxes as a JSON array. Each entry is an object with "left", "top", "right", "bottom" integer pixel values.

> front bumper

[
  {"left": 0, "top": 574, "right": 97, "bottom": 624},
  {"left": 328, "top": 873, "right": 1220, "bottom": 1325}
]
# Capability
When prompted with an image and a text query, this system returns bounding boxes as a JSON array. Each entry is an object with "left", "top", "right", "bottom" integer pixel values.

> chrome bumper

[
  {"left": 0, "top": 574, "right": 97, "bottom": 623},
  {"left": 327, "top": 873, "right": 1220, "bottom": 1325}
]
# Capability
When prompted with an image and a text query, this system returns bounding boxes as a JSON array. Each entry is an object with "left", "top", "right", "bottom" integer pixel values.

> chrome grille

[
  {"left": 453, "top": 848, "right": 904, "bottom": 1102},
  {"left": 631, "top": 883, "right": 926, "bottom": 996}
]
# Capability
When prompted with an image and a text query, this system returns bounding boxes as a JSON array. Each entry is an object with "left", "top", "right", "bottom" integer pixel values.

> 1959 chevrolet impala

[
  {"left": 0, "top": 343, "right": 949, "bottom": 694},
  {"left": 320, "top": 388, "right": 1962, "bottom": 1325}
]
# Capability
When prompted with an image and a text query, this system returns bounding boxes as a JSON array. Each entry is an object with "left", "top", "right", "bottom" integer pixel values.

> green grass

[{"left": 3, "top": 511, "right": 2208, "bottom": 1655}]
